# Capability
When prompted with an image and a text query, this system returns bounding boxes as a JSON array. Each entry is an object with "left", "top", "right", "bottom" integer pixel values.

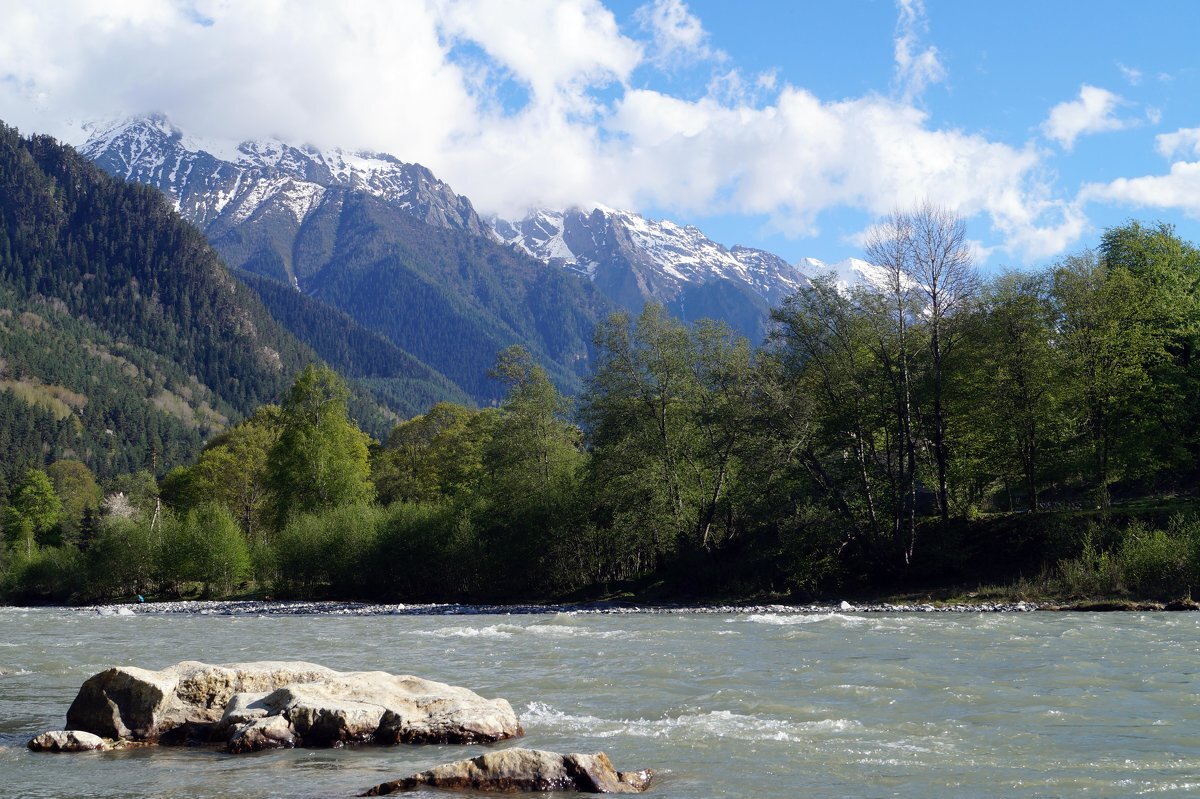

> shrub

[{"left": 1119, "top": 520, "right": 1196, "bottom": 599}]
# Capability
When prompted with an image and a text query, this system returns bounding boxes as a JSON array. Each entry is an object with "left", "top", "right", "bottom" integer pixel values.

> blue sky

[{"left": 3, "top": 0, "right": 1199, "bottom": 270}]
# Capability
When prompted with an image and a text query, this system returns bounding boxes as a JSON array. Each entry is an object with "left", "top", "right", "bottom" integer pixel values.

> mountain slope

[
  {"left": 0, "top": 122, "right": 402, "bottom": 477},
  {"left": 492, "top": 207, "right": 810, "bottom": 340},
  {"left": 300, "top": 194, "right": 609, "bottom": 400},
  {"left": 81, "top": 115, "right": 491, "bottom": 290},
  {"left": 235, "top": 269, "right": 471, "bottom": 415},
  {"left": 82, "top": 116, "right": 612, "bottom": 402}
]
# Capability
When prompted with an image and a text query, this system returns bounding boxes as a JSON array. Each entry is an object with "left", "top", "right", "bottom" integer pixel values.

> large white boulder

[{"left": 52, "top": 660, "right": 521, "bottom": 752}]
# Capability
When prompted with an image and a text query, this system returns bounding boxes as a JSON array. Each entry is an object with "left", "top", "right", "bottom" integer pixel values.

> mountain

[
  {"left": 794, "top": 257, "right": 898, "bottom": 293},
  {"left": 0, "top": 122, "right": 410, "bottom": 484},
  {"left": 491, "top": 207, "right": 810, "bottom": 339},
  {"left": 81, "top": 114, "right": 492, "bottom": 290},
  {"left": 82, "top": 115, "right": 610, "bottom": 402},
  {"left": 234, "top": 269, "right": 471, "bottom": 414}
]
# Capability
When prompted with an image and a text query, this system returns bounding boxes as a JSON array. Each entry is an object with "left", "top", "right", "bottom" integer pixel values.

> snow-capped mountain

[
  {"left": 492, "top": 206, "right": 809, "bottom": 311},
  {"left": 80, "top": 114, "right": 889, "bottom": 343},
  {"left": 81, "top": 115, "right": 490, "bottom": 286},
  {"left": 795, "top": 257, "right": 898, "bottom": 294}
]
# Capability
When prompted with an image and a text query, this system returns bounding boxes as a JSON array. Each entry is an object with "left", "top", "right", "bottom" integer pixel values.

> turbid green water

[{"left": 2, "top": 606, "right": 1199, "bottom": 798}]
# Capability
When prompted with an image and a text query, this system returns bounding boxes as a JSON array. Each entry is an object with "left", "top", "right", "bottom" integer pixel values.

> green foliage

[
  {"left": 8, "top": 207, "right": 1200, "bottom": 606},
  {"left": 1119, "top": 518, "right": 1198, "bottom": 599},
  {"left": 46, "top": 460, "right": 101, "bottom": 545},
  {"left": 85, "top": 516, "right": 157, "bottom": 599},
  {"left": 272, "top": 503, "right": 385, "bottom": 595},
  {"left": 163, "top": 406, "right": 280, "bottom": 541},
  {"left": 5, "top": 469, "right": 62, "bottom": 548},
  {"left": 266, "top": 366, "right": 374, "bottom": 529},
  {"left": 373, "top": 402, "right": 490, "bottom": 504}
]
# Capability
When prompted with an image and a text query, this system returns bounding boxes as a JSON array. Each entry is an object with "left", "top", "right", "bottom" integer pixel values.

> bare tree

[
  {"left": 864, "top": 213, "right": 921, "bottom": 563},
  {"left": 905, "top": 202, "right": 979, "bottom": 521}
]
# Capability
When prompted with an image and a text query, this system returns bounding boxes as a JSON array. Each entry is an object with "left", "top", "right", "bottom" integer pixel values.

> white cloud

[
  {"left": 1117, "top": 62, "right": 1143, "bottom": 86},
  {"left": 634, "top": 0, "right": 719, "bottom": 66},
  {"left": 436, "top": 0, "right": 641, "bottom": 112},
  {"left": 1041, "top": 85, "right": 1129, "bottom": 150},
  {"left": 1082, "top": 161, "right": 1200, "bottom": 218},
  {"left": 609, "top": 88, "right": 1077, "bottom": 260},
  {"left": 1081, "top": 125, "right": 1200, "bottom": 220},
  {"left": 0, "top": 0, "right": 1085, "bottom": 261},
  {"left": 1156, "top": 127, "right": 1200, "bottom": 159},
  {"left": 893, "top": 0, "right": 946, "bottom": 103}
]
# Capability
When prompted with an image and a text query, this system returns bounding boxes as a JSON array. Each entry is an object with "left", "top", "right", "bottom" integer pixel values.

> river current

[{"left": 1, "top": 605, "right": 1198, "bottom": 798}]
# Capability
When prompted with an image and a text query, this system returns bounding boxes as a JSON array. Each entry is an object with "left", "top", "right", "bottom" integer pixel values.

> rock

[
  {"left": 28, "top": 730, "right": 109, "bottom": 752},
  {"left": 363, "top": 748, "right": 653, "bottom": 795},
  {"left": 59, "top": 661, "right": 521, "bottom": 752},
  {"left": 226, "top": 714, "right": 296, "bottom": 754}
]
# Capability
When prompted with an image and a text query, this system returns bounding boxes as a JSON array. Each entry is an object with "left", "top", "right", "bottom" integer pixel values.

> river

[{"left": 1, "top": 605, "right": 1198, "bottom": 798}]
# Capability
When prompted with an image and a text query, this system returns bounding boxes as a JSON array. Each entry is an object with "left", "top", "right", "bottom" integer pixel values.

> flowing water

[{"left": 2, "top": 605, "right": 1199, "bottom": 798}]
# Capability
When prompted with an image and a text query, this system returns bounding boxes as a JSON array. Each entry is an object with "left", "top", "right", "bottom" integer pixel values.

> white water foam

[
  {"left": 745, "top": 612, "right": 867, "bottom": 627},
  {"left": 523, "top": 701, "right": 861, "bottom": 743}
]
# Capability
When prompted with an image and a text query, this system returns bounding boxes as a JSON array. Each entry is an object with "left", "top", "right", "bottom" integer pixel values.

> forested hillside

[
  {"left": 299, "top": 194, "right": 613, "bottom": 401},
  {"left": 0, "top": 123, "right": 400, "bottom": 480},
  {"left": 235, "top": 269, "right": 470, "bottom": 416}
]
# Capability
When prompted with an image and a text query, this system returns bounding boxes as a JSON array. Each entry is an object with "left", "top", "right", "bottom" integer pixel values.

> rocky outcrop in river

[
  {"left": 32, "top": 661, "right": 521, "bottom": 752},
  {"left": 363, "top": 748, "right": 653, "bottom": 794}
]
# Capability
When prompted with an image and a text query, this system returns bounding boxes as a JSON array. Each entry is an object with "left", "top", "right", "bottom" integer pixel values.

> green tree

[
  {"left": 187, "top": 503, "right": 252, "bottom": 597},
  {"left": 960, "top": 271, "right": 1067, "bottom": 511},
  {"left": 46, "top": 460, "right": 102, "bottom": 545},
  {"left": 163, "top": 405, "right": 281, "bottom": 541},
  {"left": 374, "top": 402, "right": 487, "bottom": 504},
  {"left": 1052, "top": 251, "right": 1164, "bottom": 505},
  {"left": 1100, "top": 221, "right": 1200, "bottom": 481},
  {"left": 583, "top": 307, "right": 758, "bottom": 577},
  {"left": 5, "top": 468, "right": 63, "bottom": 552},
  {"left": 477, "top": 346, "right": 586, "bottom": 595},
  {"left": 266, "top": 366, "right": 374, "bottom": 529}
]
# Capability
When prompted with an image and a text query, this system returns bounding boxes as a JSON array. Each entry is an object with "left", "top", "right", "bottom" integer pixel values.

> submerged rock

[
  {"left": 28, "top": 730, "right": 109, "bottom": 752},
  {"left": 363, "top": 748, "right": 653, "bottom": 795},
  {"left": 56, "top": 660, "right": 521, "bottom": 752}
]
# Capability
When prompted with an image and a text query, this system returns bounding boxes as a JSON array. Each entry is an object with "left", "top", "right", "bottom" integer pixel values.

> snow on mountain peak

[
  {"left": 81, "top": 114, "right": 490, "bottom": 240},
  {"left": 796, "top": 256, "right": 896, "bottom": 293}
]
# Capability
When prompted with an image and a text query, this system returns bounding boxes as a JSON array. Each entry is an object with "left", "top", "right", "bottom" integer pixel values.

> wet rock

[
  {"left": 59, "top": 661, "right": 521, "bottom": 752},
  {"left": 28, "top": 730, "right": 109, "bottom": 752},
  {"left": 363, "top": 748, "right": 653, "bottom": 795}
]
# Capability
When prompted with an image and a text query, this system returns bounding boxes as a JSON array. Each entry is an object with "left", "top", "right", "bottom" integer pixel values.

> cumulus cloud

[
  {"left": 634, "top": 0, "right": 720, "bottom": 66},
  {"left": 1083, "top": 125, "right": 1200, "bottom": 219},
  {"left": 1082, "top": 162, "right": 1200, "bottom": 218},
  {"left": 1041, "top": 85, "right": 1129, "bottom": 150},
  {"left": 0, "top": 0, "right": 1085, "bottom": 260},
  {"left": 893, "top": 0, "right": 946, "bottom": 103},
  {"left": 1156, "top": 126, "right": 1200, "bottom": 159}
]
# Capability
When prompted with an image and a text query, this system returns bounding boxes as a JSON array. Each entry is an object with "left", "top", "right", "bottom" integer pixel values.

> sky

[{"left": 2, "top": 0, "right": 1200, "bottom": 270}]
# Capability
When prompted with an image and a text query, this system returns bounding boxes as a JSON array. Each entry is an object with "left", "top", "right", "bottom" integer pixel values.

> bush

[
  {"left": 1119, "top": 519, "right": 1196, "bottom": 599},
  {"left": 273, "top": 503, "right": 385, "bottom": 596},
  {"left": 2, "top": 545, "right": 84, "bottom": 602},
  {"left": 369, "top": 501, "right": 476, "bottom": 600},
  {"left": 188, "top": 503, "right": 252, "bottom": 597},
  {"left": 1056, "top": 524, "right": 1122, "bottom": 597},
  {"left": 86, "top": 517, "right": 157, "bottom": 600}
]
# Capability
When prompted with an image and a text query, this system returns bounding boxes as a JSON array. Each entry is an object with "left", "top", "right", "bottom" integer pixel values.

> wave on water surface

[
  {"left": 55, "top": 598, "right": 1044, "bottom": 617},
  {"left": 523, "top": 701, "right": 861, "bottom": 743}
]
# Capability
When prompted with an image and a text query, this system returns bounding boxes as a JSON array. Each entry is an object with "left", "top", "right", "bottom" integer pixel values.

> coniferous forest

[{"left": 2, "top": 125, "right": 1200, "bottom": 606}]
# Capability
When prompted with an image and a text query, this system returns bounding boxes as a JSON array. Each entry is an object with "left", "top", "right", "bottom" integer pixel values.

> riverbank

[{"left": 37, "top": 596, "right": 1191, "bottom": 615}]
